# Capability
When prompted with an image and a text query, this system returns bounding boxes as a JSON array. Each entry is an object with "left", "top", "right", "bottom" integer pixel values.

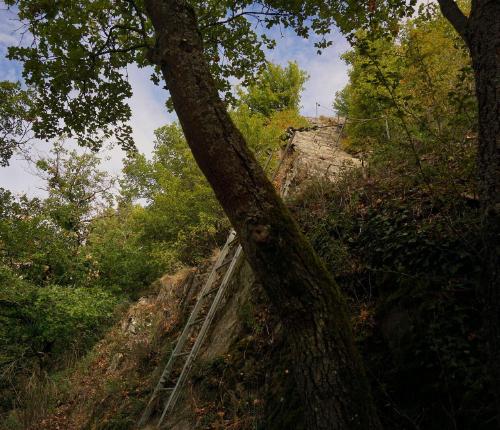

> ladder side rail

[
  {"left": 157, "top": 245, "right": 244, "bottom": 427},
  {"left": 138, "top": 230, "right": 237, "bottom": 426},
  {"left": 271, "top": 132, "right": 296, "bottom": 182},
  {"left": 141, "top": 133, "right": 300, "bottom": 428}
]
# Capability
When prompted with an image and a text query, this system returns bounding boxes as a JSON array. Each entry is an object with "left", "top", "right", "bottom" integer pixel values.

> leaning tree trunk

[
  {"left": 438, "top": 0, "right": 500, "bottom": 423},
  {"left": 143, "top": 0, "right": 381, "bottom": 428}
]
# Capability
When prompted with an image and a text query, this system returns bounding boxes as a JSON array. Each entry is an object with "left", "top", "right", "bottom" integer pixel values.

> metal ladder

[
  {"left": 138, "top": 229, "right": 244, "bottom": 428},
  {"left": 138, "top": 137, "right": 298, "bottom": 429}
]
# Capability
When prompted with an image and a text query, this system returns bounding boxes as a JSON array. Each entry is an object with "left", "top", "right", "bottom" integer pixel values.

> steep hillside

[
  {"left": 22, "top": 115, "right": 489, "bottom": 430},
  {"left": 24, "top": 118, "right": 356, "bottom": 430}
]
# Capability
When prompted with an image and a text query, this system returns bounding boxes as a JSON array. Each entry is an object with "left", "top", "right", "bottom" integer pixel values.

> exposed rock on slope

[
  {"left": 34, "top": 268, "right": 200, "bottom": 430},
  {"left": 278, "top": 118, "right": 360, "bottom": 196}
]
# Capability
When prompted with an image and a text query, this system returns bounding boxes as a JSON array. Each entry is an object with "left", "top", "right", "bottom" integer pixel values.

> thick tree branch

[
  {"left": 437, "top": 0, "right": 469, "bottom": 43},
  {"left": 93, "top": 23, "right": 149, "bottom": 57}
]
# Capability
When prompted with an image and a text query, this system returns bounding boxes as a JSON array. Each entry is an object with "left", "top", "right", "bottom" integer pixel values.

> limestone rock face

[{"left": 280, "top": 117, "right": 360, "bottom": 195}]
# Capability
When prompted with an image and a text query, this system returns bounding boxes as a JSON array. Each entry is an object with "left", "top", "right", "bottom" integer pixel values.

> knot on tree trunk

[{"left": 250, "top": 224, "right": 271, "bottom": 243}]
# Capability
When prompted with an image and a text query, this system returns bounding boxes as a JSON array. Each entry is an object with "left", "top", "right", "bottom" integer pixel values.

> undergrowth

[
  {"left": 186, "top": 277, "right": 305, "bottom": 430},
  {"left": 289, "top": 161, "right": 492, "bottom": 429},
  {"left": 6, "top": 156, "right": 493, "bottom": 430}
]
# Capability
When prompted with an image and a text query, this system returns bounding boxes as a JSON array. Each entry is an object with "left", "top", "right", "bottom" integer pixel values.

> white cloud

[
  {"left": 0, "top": 7, "right": 19, "bottom": 45},
  {"left": 128, "top": 65, "right": 174, "bottom": 154},
  {"left": 0, "top": 144, "right": 48, "bottom": 198},
  {"left": 300, "top": 56, "right": 349, "bottom": 117},
  {"left": 0, "top": 31, "right": 17, "bottom": 46},
  {"left": 99, "top": 65, "right": 174, "bottom": 178}
]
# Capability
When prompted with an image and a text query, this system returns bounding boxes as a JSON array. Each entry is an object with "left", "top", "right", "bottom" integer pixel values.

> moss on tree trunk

[{"left": 142, "top": 0, "right": 381, "bottom": 428}]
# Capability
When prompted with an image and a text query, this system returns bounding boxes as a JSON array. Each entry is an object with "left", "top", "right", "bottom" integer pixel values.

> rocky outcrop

[{"left": 279, "top": 117, "right": 360, "bottom": 195}]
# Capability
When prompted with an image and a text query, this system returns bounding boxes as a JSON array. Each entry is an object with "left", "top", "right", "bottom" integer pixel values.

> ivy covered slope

[{"left": 291, "top": 171, "right": 487, "bottom": 429}]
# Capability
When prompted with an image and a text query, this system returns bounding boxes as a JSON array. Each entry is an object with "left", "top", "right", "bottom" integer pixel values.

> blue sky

[{"left": 0, "top": 4, "right": 350, "bottom": 197}]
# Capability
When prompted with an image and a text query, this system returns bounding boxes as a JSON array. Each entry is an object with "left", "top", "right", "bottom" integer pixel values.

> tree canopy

[
  {"left": 237, "top": 62, "right": 308, "bottom": 117},
  {"left": 2, "top": 0, "right": 419, "bottom": 153}
]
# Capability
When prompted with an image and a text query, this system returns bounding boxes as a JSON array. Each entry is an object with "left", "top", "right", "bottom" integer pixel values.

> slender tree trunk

[
  {"left": 143, "top": 0, "right": 381, "bottom": 428},
  {"left": 438, "top": 0, "right": 500, "bottom": 423},
  {"left": 469, "top": 2, "right": 500, "bottom": 423}
]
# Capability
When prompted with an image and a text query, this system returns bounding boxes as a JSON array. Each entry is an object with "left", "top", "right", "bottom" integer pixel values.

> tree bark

[
  {"left": 438, "top": 0, "right": 500, "bottom": 423},
  {"left": 469, "top": 2, "right": 500, "bottom": 423},
  {"left": 143, "top": 0, "right": 381, "bottom": 428}
]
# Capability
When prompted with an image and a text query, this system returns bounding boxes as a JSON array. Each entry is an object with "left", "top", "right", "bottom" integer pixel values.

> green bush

[
  {"left": 0, "top": 264, "right": 120, "bottom": 418},
  {"left": 33, "top": 285, "right": 119, "bottom": 355}
]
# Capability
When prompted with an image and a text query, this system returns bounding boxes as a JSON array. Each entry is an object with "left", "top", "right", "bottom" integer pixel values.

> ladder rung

[
  {"left": 188, "top": 317, "right": 205, "bottom": 326},
  {"left": 215, "top": 258, "right": 232, "bottom": 270},
  {"left": 139, "top": 155, "right": 296, "bottom": 427},
  {"left": 203, "top": 287, "right": 219, "bottom": 297}
]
